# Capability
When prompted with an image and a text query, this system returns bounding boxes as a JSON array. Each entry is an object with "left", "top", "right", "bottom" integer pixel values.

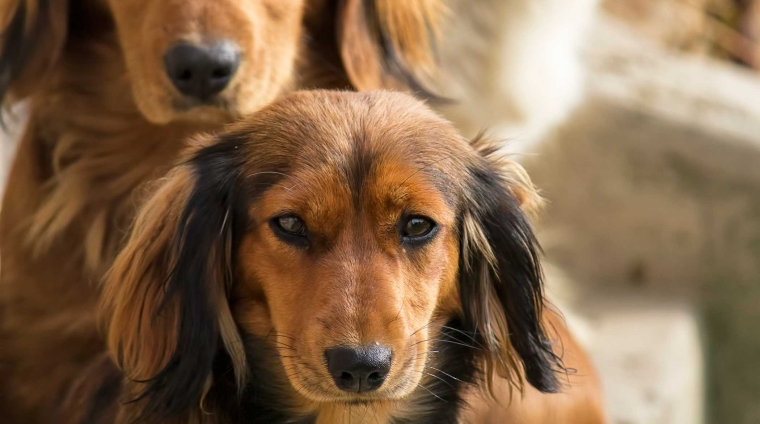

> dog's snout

[
  {"left": 324, "top": 345, "right": 392, "bottom": 393},
  {"left": 164, "top": 41, "right": 240, "bottom": 101}
]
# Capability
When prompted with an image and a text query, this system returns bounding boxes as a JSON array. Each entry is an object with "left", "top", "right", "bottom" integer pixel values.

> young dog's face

[
  {"left": 104, "top": 91, "right": 560, "bottom": 420},
  {"left": 234, "top": 101, "right": 463, "bottom": 403}
]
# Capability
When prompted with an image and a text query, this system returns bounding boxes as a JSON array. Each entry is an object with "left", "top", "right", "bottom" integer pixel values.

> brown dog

[
  {"left": 99, "top": 90, "right": 606, "bottom": 423},
  {"left": 0, "top": 1, "right": 442, "bottom": 422}
]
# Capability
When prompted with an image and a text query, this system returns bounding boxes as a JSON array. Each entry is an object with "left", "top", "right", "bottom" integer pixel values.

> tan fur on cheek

[
  {"left": 429, "top": 232, "right": 462, "bottom": 318},
  {"left": 232, "top": 235, "right": 277, "bottom": 339}
]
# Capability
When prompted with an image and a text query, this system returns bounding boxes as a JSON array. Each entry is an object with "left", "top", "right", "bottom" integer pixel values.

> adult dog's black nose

[
  {"left": 164, "top": 41, "right": 240, "bottom": 101},
  {"left": 324, "top": 345, "right": 392, "bottom": 393}
]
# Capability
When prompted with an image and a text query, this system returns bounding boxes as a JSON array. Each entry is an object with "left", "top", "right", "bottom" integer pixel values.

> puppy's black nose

[
  {"left": 324, "top": 345, "right": 392, "bottom": 393},
  {"left": 164, "top": 41, "right": 240, "bottom": 101}
]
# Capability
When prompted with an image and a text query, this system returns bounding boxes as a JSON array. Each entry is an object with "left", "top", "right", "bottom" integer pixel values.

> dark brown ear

[
  {"left": 338, "top": 0, "right": 443, "bottom": 96},
  {"left": 0, "top": 0, "right": 69, "bottom": 105},
  {"left": 458, "top": 141, "right": 561, "bottom": 394},
  {"left": 101, "top": 137, "right": 249, "bottom": 421}
]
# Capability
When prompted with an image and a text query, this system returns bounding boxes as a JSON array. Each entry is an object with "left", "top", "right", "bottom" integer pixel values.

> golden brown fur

[
  {"left": 100, "top": 90, "right": 605, "bottom": 423},
  {"left": 0, "top": 1, "right": 443, "bottom": 422}
]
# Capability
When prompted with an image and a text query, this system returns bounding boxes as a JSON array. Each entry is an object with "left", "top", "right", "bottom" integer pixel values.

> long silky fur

[
  {"left": 458, "top": 153, "right": 562, "bottom": 394},
  {"left": 113, "top": 136, "right": 253, "bottom": 421},
  {"left": 362, "top": 0, "right": 445, "bottom": 99}
]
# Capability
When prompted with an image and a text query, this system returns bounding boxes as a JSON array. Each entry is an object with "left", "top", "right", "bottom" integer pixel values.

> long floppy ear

[
  {"left": 338, "top": 0, "right": 444, "bottom": 97},
  {"left": 0, "top": 0, "right": 69, "bottom": 105},
  {"left": 101, "top": 138, "right": 249, "bottom": 420},
  {"left": 459, "top": 139, "right": 561, "bottom": 394}
]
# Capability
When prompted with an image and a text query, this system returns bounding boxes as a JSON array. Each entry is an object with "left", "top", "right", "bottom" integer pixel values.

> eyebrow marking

[{"left": 396, "top": 154, "right": 458, "bottom": 190}]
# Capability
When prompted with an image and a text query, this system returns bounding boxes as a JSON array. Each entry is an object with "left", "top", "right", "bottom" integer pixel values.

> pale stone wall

[
  {"left": 524, "top": 17, "right": 760, "bottom": 424},
  {"left": 438, "top": 5, "right": 760, "bottom": 423}
]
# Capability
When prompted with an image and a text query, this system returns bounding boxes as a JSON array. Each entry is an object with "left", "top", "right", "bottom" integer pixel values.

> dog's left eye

[
  {"left": 270, "top": 215, "right": 310, "bottom": 248},
  {"left": 275, "top": 216, "right": 306, "bottom": 235},
  {"left": 402, "top": 216, "right": 437, "bottom": 241}
]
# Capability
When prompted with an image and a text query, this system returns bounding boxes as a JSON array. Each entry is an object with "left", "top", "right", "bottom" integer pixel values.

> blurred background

[
  {"left": 2, "top": 0, "right": 759, "bottom": 423},
  {"left": 434, "top": 1, "right": 760, "bottom": 423}
]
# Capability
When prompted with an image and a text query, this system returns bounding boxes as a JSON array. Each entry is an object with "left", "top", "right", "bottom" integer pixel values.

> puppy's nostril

[
  {"left": 211, "top": 67, "right": 231, "bottom": 79},
  {"left": 325, "top": 345, "right": 392, "bottom": 393},
  {"left": 177, "top": 69, "right": 193, "bottom": 81}
]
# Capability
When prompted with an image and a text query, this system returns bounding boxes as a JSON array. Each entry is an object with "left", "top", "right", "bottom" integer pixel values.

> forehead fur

[
  {"left": 229, "top": 90, "right": 468, "bottom": 169},
  {"left": 187, "top": 90, "right": 546, "bottom": 224}
]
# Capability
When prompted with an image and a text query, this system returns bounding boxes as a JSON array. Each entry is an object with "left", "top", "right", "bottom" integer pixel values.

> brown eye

[
  {"left": 402, "top": 216, "right": 436, "bottom": 241},
  {"left": 276, "top": 216, "right": 306, "bottom": 235},
  {"left": 270, "top": 215, "right": 309, "bottom": 248}
]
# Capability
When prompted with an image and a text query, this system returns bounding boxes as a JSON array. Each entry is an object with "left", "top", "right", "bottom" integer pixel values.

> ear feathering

[
  {"left": 100, "top": 137, "right": 252, "bottom": 420},
  {"left": 458, "top": 136, "right": 561, "bottom": 395},
  {"left": 468, "top": 133, "right": 545, "bottom": 218},
  {"left": 339, "top": 0, "right": 447, "bottom": 98}
]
